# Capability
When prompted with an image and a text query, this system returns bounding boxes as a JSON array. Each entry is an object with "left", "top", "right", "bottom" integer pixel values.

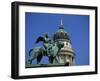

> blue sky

[{"left": 25, "top": 12, "right": 89, "bottom": 65}]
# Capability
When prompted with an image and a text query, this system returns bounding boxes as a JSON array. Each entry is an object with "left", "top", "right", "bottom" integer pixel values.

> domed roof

[
  {"left": 53, "top": 27, "right": 70, "bottom": 41},
  {"left": 53, "top": 19, "right": 70, "bottom": 41}
]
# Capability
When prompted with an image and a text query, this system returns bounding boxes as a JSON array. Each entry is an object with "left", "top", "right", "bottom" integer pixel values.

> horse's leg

[
  {"left": 29, "top": 60, "right": 32, "bottom": 64},
  {"left": 49, "top": 56, "right": 54, "bottom": 64},
  {"left": 28, "top": 57, "right": 35, "bottom": 64},
  {"left": 37, "top": 54, "right": 42, "bottom": 64},
  {"left": 48, "top": 56, "right": 51, "bottom": 64},
  {"left": 28, "top": 52, "right": 36, "bottom": 64},
  {"left": 28, "top": 57, "right": 33, "bottom": 64}
]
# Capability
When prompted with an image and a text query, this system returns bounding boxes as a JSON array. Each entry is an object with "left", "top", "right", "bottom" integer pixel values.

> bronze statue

[{"left": 28, "top": 33, "right": 64, "bottom": 64}]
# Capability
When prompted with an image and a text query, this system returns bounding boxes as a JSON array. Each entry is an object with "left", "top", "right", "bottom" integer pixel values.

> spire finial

[
  {"left": 61, "top": 18, "right": 63, "bottom": 26},
  {"left": 59, "top": 18, "right": 64, "bottom": 29}
]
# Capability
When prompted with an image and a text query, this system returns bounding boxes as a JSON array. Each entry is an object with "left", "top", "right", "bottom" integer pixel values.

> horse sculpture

[{"left": 28, "top": 34, "right": 64, "bottom": 64}]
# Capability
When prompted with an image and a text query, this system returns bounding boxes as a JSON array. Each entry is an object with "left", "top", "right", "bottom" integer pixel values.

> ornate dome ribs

[{"left": 53, "top": 27, "right": 70, "bottom": 41}]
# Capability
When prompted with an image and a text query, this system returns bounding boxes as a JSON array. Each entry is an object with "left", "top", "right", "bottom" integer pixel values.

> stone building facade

[{"left": 53, "top": 19, "right": 74, "bottom": 66}]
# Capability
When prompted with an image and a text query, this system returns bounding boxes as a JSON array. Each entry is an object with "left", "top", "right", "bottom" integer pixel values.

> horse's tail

[{"left": 29, "top": 49, "right": 33, "bottom": 56}]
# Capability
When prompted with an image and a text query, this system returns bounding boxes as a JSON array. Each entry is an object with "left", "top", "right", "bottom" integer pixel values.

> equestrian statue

[{"left": 28, "top": 33, "right": 64, "bottom": 64}]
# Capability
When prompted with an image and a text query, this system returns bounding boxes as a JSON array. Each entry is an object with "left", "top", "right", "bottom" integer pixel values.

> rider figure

[{"left": 43, "top": 33, "right": 52, "bottom": 56}]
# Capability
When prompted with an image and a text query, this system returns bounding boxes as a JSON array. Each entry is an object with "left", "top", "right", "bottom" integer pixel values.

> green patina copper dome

[{"left": 53, "top": 25, "right": 70, "bottom": 41}]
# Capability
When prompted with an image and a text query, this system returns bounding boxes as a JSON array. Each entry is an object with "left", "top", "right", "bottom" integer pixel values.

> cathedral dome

[
  {"left": 52, "top": 19, "right": 74, "bottom": 65},
  {"left": 53, "top": 26, "right": 70, "bottom": 41}
]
